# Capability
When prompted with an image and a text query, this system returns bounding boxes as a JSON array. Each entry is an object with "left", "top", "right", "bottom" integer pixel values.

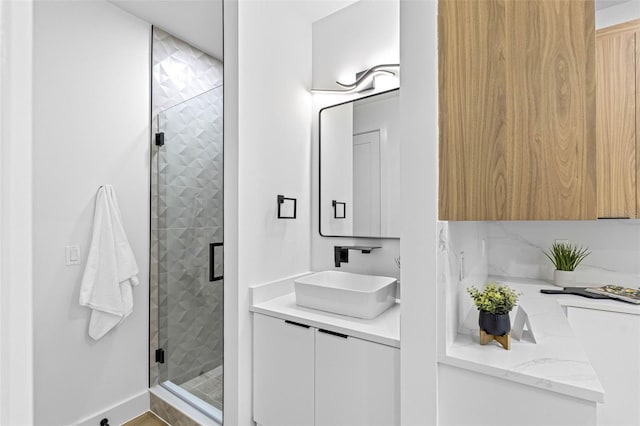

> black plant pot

[{"left": 478, "top": 310, "right": 511, "bottom": 336}]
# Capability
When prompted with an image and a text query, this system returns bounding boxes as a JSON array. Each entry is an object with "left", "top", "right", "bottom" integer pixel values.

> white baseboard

[{"left": 74, "top": 391, "right": 149, "bottom": 426}]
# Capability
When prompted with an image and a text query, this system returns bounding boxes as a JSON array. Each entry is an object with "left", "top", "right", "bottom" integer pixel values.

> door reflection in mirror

[{"left": 320, "top": 89, "right": 400, "bottom": 238}]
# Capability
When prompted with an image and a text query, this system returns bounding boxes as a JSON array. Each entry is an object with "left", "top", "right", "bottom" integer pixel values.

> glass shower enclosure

[{"left": 152, "top": 84, "right": 224, "bottom": 419}]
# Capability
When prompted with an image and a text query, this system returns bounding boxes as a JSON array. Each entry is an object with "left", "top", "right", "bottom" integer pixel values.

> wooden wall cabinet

[
  {"left": 439, "top": 0, "right": 596, "bottom": 221},
  {"left": 595, "top": 21, "right": 640, "bottom": 219}
]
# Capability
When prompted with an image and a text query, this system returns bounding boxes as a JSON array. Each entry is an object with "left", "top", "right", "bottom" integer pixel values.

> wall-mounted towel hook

[
  {"left": 277, "top": 195, "right": 297, "bottom": 219},
  {"left": 332, "top": 200, "right": 346, "bottom": 219}
]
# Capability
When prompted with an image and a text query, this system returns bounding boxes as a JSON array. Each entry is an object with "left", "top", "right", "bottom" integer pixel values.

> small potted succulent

[
  {"left": 544, "top": 242, "right": 590, "bottom": 287},
  {"left": 467, "top": 282, "right": 520, "bottom": 337}
]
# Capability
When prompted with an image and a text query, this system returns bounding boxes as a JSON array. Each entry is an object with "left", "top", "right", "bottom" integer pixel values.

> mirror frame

[{"left": 318, "top": 87, "right": 400, "bottom": 239}]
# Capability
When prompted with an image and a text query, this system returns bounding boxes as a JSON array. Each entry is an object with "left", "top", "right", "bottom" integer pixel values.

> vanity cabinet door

[
  {"left": 567, "top": 307, "right": 640, "bottom": 426},
  {"left": 253, "top": 314, "right": 315, "bottom": 426},
  {"left": 315, "top": 329, "right": 400, "bottom": 426},
  {"left": 596, "top": 30, "right": 637, "bottom": 218}
]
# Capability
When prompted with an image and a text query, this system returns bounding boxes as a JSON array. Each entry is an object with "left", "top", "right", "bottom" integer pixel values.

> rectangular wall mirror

[{"left": 320, "top": 88, "right": 400, "bottom": 238}]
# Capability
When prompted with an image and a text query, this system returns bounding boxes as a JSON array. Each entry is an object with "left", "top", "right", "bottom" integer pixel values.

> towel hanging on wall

[{"left": 79, "top": 185, "right": 139, "bottom": 340}]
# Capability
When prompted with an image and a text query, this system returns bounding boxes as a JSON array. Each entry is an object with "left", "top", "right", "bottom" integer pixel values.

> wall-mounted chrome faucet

[{"left": 334, "top": 245, "right": 381, "bottom": 267}]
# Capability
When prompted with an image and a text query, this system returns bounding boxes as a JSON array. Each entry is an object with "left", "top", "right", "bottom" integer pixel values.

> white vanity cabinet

[
  {"left": 253, "top": 313, "right": 315, "bottom": 426},
  {"left": 253, "top": 313, "right": 400, "bottom": 426},
  {"left": 566, "top": 307, "right": 640, "bottom": 426},
  {"left": 315, "top": 328, "right": 400, "bottom": 426}
]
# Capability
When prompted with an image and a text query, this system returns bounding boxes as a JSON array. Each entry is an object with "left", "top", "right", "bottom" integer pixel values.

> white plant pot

[{"left": 554, "top": 270, "right": 576, "bottom": 287}]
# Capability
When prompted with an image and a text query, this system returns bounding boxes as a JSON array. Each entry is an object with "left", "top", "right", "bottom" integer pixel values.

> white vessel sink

[{"left": 294, "top": 271, "right": 397, "bottom": 319}]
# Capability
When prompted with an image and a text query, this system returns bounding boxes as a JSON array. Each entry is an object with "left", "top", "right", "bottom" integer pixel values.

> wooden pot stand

[{"left": 480, "top": 329, "right": 511, "bottom": 350}]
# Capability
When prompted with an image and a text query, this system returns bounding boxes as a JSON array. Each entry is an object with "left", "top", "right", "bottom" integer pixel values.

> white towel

[{"left": 79, "top": 185, "right": 139, "bottom": 340}]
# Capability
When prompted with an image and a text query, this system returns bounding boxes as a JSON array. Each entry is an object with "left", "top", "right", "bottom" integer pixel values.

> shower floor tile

[{"left": 180, "top": 367, "right": 223, "bottom": 410}]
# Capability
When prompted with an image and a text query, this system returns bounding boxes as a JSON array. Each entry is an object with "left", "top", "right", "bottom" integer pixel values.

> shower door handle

[{"left": 209, "top": 242, "right": 224, "bottom": 282}]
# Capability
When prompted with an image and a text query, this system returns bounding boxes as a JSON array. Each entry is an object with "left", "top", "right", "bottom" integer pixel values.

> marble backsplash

[
  {"left": 438, "top": 221, "right": 488, "bottom": 347},
  {"left": 486, "top": 221, "right": 640, "bottom": 288},
  {"left": 442, "top": 220, "right": 640, "bottom": 343}
]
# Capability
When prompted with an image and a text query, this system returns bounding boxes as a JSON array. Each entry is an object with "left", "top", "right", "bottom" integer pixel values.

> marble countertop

[
  {"left": 526, "top": 277, "right": 640, "bottom": 316},
  {"left": 249, "top": 273, "right": 400, "bottom": 348},
  {"left": 251, "top": 273, "right": 632, "bottom": 402},
  {"left": 440, "top": 276, "right": 608, "bottom": 403}
]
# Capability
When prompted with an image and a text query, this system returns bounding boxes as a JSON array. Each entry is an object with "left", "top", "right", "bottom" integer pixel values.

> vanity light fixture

[{"left": 311, "top": 64, "right": 400, "bottom": 95}]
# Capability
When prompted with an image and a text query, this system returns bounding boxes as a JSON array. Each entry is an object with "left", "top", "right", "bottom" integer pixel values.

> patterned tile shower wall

[
  {"left": 152, "top": 28, "right": 223, "bottom": 116},
  {"left": 150, "top": 27, "right": 223, "bottom": 388}
]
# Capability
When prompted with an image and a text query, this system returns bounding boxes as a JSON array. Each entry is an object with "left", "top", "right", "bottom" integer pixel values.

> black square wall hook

[
  {"left": 277, "top": 194, "right": 297, "bottom": 219},
  {"left": 332, "top": 200, "right": 346, "bottom": 219}
]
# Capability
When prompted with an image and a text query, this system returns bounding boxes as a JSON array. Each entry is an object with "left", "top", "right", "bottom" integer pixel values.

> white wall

[
  {"left": 238, "top": 0, "right": 313, "bottom": 288},
  {"left": 311, "top": 0, "right": 400, "bottom": 279},
  {"left": 399, "top": 0, "right": 438, "bottom": 424},
  {"left": 312, "top": 0, "right": 399, "bottom": 90},
  {"left": 237, "top": 1, "right": 314, "bottom": 424},
  {"left": 110, "top": 0, "right": 223, "bottom": 60},
  {"left": 32, "top": 2, "right": 150, "bottom": 424},
  {"left": 0, "top": 1, "right": 34, "bottom": 424}
]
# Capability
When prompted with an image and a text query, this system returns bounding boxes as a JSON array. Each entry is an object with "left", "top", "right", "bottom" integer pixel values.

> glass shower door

[{"left": 155, "top": 86, "right": 224, "bottom": 417}]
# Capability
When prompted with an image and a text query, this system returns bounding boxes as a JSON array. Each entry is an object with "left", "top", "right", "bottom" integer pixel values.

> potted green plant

[
  {"left": 543, "top": 242, "right": 590, "bottom": 287},
  {"left": 467, "top": 282, "right": 520, "bottom": 337}
]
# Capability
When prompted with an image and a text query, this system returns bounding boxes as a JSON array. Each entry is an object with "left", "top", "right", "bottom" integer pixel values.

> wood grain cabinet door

[
  {"left": 439, "top": 0, "right": 509, "bottom": 221},
  {"left": 595, "top": 31, "right": 636, "bottom": 219},
  {"left": 439, "top": 0, "right": 596, "bottom": 220}
]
